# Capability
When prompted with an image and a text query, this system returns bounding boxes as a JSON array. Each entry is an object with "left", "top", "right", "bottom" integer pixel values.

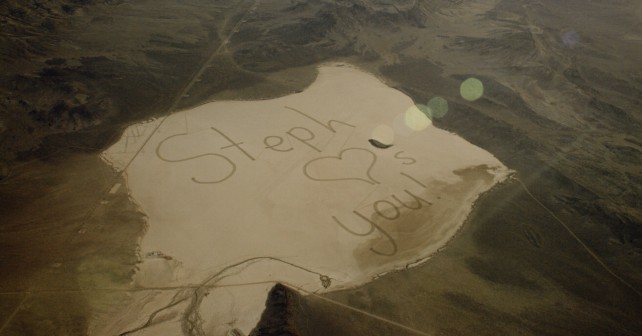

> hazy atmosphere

[{"left": 1, "top": 1, "right": 641, "bottom": 335}]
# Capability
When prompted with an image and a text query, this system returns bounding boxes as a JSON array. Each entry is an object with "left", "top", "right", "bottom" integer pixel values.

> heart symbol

[{"left": 303, "top": 147, "right": 380, "bottom": 185}]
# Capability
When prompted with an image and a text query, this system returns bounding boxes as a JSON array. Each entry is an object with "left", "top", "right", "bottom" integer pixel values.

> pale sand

[{"left": 97, "top": 64, "right": 511, "bottom": 335}]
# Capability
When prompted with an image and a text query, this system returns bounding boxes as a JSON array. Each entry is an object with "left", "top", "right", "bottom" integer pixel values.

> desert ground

[
  {"left": 95, "top": 64, "right": 509, "bottom": 335},
  {"left": 1, "top": 0, "right": 641, "bottom": 335}
]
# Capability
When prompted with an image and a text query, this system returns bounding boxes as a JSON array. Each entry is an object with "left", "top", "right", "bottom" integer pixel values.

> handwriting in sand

[{"left": 155, "top": 106, "right": 432, "bottom": 256}]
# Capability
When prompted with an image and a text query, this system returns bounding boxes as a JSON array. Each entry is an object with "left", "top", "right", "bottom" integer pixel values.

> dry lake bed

[{"left": 98, "top": 64, "right": 509, "bottom": 335}]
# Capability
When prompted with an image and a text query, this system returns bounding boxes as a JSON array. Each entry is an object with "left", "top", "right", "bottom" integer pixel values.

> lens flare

[
  {"left": 404, "top": 105, "right": 432, "bottom": 131},
  {"left": 460, "top": 78, "right": 484, "bottom": 101},
  {"left": 416, "top": 104, "right": 433, "bottom": 120},
  {"left": 427, "top": 96, "right": 448, "bottom": 119}
]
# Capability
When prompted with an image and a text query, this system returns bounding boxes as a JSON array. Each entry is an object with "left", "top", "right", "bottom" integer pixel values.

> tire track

[
  {"left": 119, "top": 0, "right": 261, "bottom": 173},
  {"left": 115, "top": 256, "right": 330, "bottom": 336},
  {"left": 516, "top": 177, "right": 642, "bottom": 298},
  {"left": 0, "top": 1, "right": 262, "bottom": 333}
]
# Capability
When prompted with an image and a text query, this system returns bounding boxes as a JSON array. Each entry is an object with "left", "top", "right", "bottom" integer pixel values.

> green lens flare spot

[
  {"left": 460, "top": 78, "right": 484, "bottom": 101},
  {"left": 427, "top": 96, "right": 448, "bottom": 118}
]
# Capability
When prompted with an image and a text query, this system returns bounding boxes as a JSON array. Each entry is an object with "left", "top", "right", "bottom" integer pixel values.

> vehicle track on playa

[
  {"left": 0, "top": 255, "right": 433, "bottom": 336},
  {"left": 119, "top": 0, "right": 261, "bottom": 174},
  {"left": 52, "top": 0, "right": 264, "bottom": 258},
  {"left": 117, "top": 256, "right": 333, "bottom": 336},
  {"left": 3, "top": 2, "right": 640, "bottom": 335},
  {"left": 0, "top": 1, "right": 262, "bottom": 335},
  {"left": 2, "top": 177, "right": 638, "bottom": 336},
  {"left": 102, "top": 1, "right": 268, "bottom": 335}
]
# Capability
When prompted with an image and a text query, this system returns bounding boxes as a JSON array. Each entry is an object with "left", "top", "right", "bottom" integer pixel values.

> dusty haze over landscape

[{"left": 1, "top": 0, "right": 641, "bottom": 335}]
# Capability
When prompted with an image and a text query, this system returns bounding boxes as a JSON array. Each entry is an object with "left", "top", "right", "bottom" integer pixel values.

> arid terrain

[{"left": 1, "top": 0, "right": 641, "bottom": 335}]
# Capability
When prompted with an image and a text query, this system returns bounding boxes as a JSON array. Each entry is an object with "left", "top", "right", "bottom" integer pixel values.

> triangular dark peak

[{"left": 250, "top": 283, "right": 302, "bottom": 336}]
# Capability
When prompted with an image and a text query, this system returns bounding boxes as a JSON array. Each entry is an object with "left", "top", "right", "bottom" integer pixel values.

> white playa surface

[{"left": 97, "top": 64, "right": 510, "bottom": 335}]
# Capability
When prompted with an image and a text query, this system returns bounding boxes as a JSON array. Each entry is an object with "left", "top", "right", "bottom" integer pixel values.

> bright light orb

[
  {"left": 427, "top": 96, "right": 448, "bottom": 119},
  {"left": 416, "top": 104, "right": 433, "bottom": 120},
  {"left": 404, "top": 105, "right": 432, "bottom": 131},
  {"left": 460, "top": 78, "right": 484, "bottom": 101}
]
